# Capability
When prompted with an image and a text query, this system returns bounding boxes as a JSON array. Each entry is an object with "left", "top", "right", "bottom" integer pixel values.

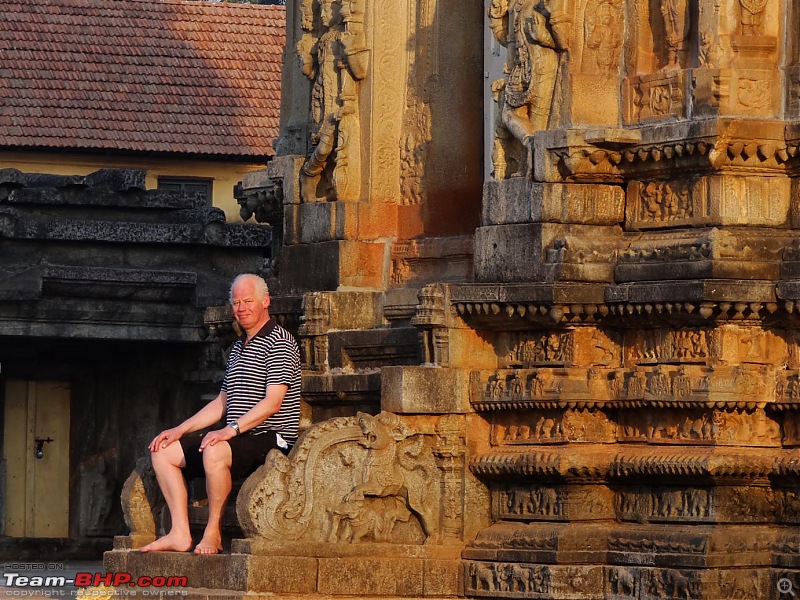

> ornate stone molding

[
  {"left": 535, "top": 122, "right": 797, "bottom": 183},
  {"left": 237, "top": 412, "right": 464, "bottom": 545}
]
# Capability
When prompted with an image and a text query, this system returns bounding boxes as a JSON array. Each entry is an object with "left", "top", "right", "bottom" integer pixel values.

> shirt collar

[{"left": 239, "top": 317, "right": 277, "bottom": 343}]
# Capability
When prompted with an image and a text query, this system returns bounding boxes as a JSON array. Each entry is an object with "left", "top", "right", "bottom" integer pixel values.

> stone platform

[{"left": 105, "top": 542, "right": 463, "bottom": 599}]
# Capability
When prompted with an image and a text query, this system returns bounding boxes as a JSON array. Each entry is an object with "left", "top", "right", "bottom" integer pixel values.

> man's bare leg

[
  {"left": 194, "top": 442, "right": 232, "bottom": 554},
  {"left": 139, "top": 443, "right": 193, "bottom": 552}
]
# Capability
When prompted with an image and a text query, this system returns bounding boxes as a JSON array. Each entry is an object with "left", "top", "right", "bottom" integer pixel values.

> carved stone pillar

[
  {"left": 433, "top": 414, "right": 466, "bottom": 542},
  {"left": 253, "top": 0, "right": 483, "bottom": 294}
]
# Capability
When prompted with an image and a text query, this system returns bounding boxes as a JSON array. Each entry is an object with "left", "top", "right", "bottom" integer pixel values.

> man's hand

[
  {"left": 199, "top": 426, "right": 236, "bottom": 451},
  {"left": 149, "top": 427, "right": 184, "bottom": 452}
]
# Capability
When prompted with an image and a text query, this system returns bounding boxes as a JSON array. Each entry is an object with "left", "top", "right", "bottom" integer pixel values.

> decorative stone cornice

[
  {"left": 448, "top": 283, "right": 800, "bottom": 329},
  {"left": 470, "top": 449, "right": 611, "bottom": 482},
  {"left": 470, "top": 447, "right": 782, "bottom": 483},
  {"left": 537, "top": 121, "right": 797, "bottom": 183}
]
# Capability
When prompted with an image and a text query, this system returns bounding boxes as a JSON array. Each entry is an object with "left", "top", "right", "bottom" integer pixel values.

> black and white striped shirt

[{"left": 222, "top": 318, "right": 301, "bottom": 443}]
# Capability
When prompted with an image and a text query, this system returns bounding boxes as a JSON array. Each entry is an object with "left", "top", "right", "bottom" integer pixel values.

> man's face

[{"left": 231, "top": 279, "right": 270, "bottom": 331}]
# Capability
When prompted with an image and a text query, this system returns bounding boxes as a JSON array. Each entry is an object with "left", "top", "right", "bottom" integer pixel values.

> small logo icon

[{"left": 778, "top": 577, "right": 796, "bottom": 597}]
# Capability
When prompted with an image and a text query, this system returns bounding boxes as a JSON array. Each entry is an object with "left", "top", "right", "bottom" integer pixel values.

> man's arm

[
  {"left": 148, "top": 393, "right": 227, "bottom": 452},
  {"left": 198, "top": 384, "right": 288, "bottom": 450}
]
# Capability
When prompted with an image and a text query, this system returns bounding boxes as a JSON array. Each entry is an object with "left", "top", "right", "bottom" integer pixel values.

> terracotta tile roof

[{"left": 0, "top": 0, "right": 285, "bottom": 158}]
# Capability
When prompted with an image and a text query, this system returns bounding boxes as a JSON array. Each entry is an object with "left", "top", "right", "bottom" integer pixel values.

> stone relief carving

[
  {"left": 629, "top": 72, "right": 685, "bottom": 123},
  {"left": 777, "top": 490, "right": 800, "bottom": 523},
  {"left": 699, "top": 32, "right": 727, "bottom": 68},
  {"left": 782, "top": 410, "right": 800, "bottom": 445},
  {"left": 643, "top": 568, "right": 695, "bottom": 599},
  {"left": 635, "top": 180, "right": 693, "bottom": 224},
  {"left": 412, "top": 284, "right": 450, "bottom": 366},
  {"left": 724, "top": 485, "right": 774, "bottom": 520},
  {"left": 583, "top": 0, "right": 623, "bottom": 75},
  {"left": 715, "top": 569, "right": 762, "bottom": 600},
  {"left": 501, "top": 486, "right": 564, "bottom": 520},
  {"left": 398, "top": 0, "right": 436, "bottom": 205},
  {"left": 617, "top": 408, "right": 715, "bottom": 443},
  {"left": 119, "top": 457, "right": 163, "bottom": 548},
  {"left": 297, "top": 0, "right": 369, "bottom": 202},
  {"left": 713, "top": 409, "right": 779, "bottom": 444},
  {"left": 470, "top": 521, "right": 560, "bottom": 550},
  {"left": 501, "top": 332, "right": 575, "bottom": 367},
  {"left": 617, "top": 487, "right": 713, "bottom": 523},
  {"left": 466, "top": 561, "right": 552, "bottom": 596},
  {"left": 628, "top": 329, "right": 708, "bottom": 364},
  {"left": 236, "top": 177, "right": 283, "bottom": 224},
  {"left": 737, "top": 0, "right": 767, "bottom": 36},
  {"left": 737, "top": 78, "right": 770, "bottom": 109},
  {"left": 489, "top": 406, "right": 617, "bottom": 445},
  {"left": 237, "top": 412, "right": 445, "bottom": 544},
  {"left": 609, "top": 533, "right": 706, "bottom": 555},
  {"left": 298, "top": 292, "right": 331, "bottom": 371},
  {"left": 660, "top": 0, "right": 690, "bottom": 70},
  {"left": 487, "top": 0, "right": 571, "bottom": 178},
  {"left": 607, "top": 567, "right": 636, "bottom": 597},
  {"left": 434, "top": 415, "right": 466, "bottom": 540}
]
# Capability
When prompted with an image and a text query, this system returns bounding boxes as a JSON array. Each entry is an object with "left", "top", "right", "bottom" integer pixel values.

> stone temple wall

[{"left": 112, "top": 0, "right": 800, "bottom": 598}]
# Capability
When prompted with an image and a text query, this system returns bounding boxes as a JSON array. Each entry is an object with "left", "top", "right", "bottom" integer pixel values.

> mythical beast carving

[{"left": 237, "top": 411, "right": 443, "bottom": 544}]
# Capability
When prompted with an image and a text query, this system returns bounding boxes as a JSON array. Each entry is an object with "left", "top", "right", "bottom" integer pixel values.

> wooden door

[{"left": 3, "top": 380, "right": 70, "bottom": 537}]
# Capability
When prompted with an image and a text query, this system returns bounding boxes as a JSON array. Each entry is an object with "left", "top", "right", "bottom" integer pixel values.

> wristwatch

[{"left": 228, "top": 421, "right": 240, "bottom": 435}]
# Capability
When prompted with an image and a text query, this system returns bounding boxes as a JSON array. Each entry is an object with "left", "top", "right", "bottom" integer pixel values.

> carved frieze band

[
  {"left": 465, "top": 561, "right": 552, "bottom": 598},
  {"left": 605, "top": 566, "right": 699, "bottom": 599},
  {"left": 552, "top": 137, "right": 798, "bottom": 183},
  {"left": 616, "top": 487, "right": 713, "bottom": 523},
  {"left": 498, "top": 484, "right": 614, "bottom": 522},
  {"left": 474, "top": 365, "right": 771, "bottom": 411},
  {"left": 627, "top": 176, "right": 788, "bottom": 229},
  {"left": 471, "top": 447, "right": 778, "bottom": 481},
  {"left": 454, "top": 299, "right": 790, "bottom": 327}
]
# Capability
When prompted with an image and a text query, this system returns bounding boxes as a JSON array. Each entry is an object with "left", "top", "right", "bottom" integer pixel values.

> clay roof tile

[{"left": 0, "top": 0, "right": 285, "bottom": 158}]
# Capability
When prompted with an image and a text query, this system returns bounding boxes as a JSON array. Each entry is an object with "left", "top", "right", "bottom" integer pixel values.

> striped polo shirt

[{"left": 222, "top": 317, "right": 301, "bottom": 443}]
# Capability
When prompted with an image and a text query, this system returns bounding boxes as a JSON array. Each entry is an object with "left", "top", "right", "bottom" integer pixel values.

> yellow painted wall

[{"left": 0, "top": 151, "right": 269, "bottom": 222}]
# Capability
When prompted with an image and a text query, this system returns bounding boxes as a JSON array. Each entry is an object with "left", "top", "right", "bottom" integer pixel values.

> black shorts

[{"left": 179, "top": 430, "right": 288, "bottom": 481}]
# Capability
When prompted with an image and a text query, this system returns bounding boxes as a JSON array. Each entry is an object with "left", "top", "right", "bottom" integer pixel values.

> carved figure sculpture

[
  {"left": 488, "top": 0, "right": 570, "bottom": 178},
  {"left": 609, "top": 568, "right": 635, "bottom": 595},
  {"left": 236, "top": 413, "right": 443, "bottom": 544},
  {"left": 667, "top": 569, "right": 692, "bottom": 599},
  {"left": 660, "top": 0, "right": 690, "bottom": 69},
  {"left": 297, "top": 0, "right": 369, "bottom": 201},
  {"left": 332, "top": 412, "right": 440, "bottom": 542},
  {"left": 739, "top": 0, "right": 767, "bottom": 35},
  {"left": 470, "top": 562, "right": 497, "bottom": 591},
  {"left": 584, "top": 0, "right": 623, "bottom": 74},
  {"left": 329, "top": 492, "right": 411, "bottom": 542},
  {"left": 673, "top": 366, "right": 692, "bottom": 398},
  {"left": 120, "top": 457, "right": 164, "bottom": 547}
]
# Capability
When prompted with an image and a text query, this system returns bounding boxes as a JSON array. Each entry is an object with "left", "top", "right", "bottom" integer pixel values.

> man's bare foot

[
  {"left": 193, "top": 534, "right": 222, "bottom": 555},
  {"left": 139, "top": 533, "right": 192, "bottom": 553}
]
